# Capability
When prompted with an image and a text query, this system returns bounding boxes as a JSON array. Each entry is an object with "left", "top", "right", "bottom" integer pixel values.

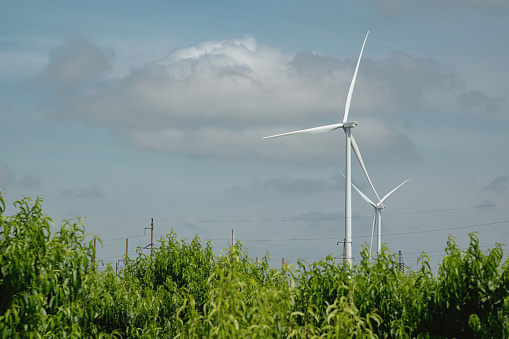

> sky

[{"left": 1, "top": 0, "right": 509, "bottom": 271}]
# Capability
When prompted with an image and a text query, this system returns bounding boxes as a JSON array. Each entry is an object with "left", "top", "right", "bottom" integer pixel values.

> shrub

[{"left": 1, "top": 193, "right": 508, "bottom": 338}]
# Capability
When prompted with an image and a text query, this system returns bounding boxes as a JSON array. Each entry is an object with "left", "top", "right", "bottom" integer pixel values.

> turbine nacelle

[{"left": 343, "top": 121, "right": 358, "bottom": 128}]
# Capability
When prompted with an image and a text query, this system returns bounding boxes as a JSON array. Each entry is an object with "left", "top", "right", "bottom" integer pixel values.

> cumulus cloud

[
  {"left": 457, "top": 90, "right": 504, "bottom": 115},
  {"left": 39, "top": 38, "right": 113, "bottom": 98},
  {"left": 38, "top": 35, "right": 477, "bottom": 164},
  {"left": 352, "top": 118, "right": 417, "bottom": 161},
  {"left": 480, "top": 175, "right": 509, "bottom": 194},
  {"left": 0, "top": 159, "right": 41, "bottom": 188}
]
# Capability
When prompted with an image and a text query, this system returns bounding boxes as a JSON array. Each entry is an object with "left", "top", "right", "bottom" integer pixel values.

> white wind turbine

[
  {"left": 263, "top": 31, "right": 377, "bottom": 266},
  {"left": 350, "top": 177, "right": 409, "bottom": 260}
]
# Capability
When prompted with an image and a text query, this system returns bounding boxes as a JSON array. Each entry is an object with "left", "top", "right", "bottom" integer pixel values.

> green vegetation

[{"left": 1, "top": 194, "right": 509, "bottom": 338}]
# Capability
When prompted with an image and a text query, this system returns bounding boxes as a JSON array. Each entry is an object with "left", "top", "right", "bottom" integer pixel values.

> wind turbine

[
  {"left": 263, "top": 31, "right": 377, "bottom": 266},
  {"left": 350, "top": 177, "right": 409, "bottom": 260}
]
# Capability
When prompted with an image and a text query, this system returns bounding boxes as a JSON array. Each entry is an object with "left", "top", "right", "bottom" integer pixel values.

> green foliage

[
  {"left": 1, "top": 192, "right": 509, "bottom": 338},
  {"left": 423, "top": 234, "right": 509, "bottom": 338},
  {"left": 0, "top": 195, "right": 108, "bottom": 337}
]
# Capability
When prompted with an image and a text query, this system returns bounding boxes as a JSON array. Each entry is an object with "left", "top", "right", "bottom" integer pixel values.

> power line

[
  {"left": 84, "top": 202, "right": 509, "bottom": 229},
  {"left": 86, "top": 220, "right": 148, "bottom": 229},
  {"left": 90, "top": 206, "right": 509, "bottom": 265},
  {"left": 380, "top": 220, "right": 509, "bottom": 238},
  {"left": 383, "top": 202, "right": 509, "bottom": 217},
  {"left": 94, "top": 218, "right": 509, "bottom": 244},
  {"left": 101, "top": 234, "right": 146, "bottom": 242},
  {"left": 95, "top": 241, "right": 504, "bottom": 268},
  {"left": 242, "top": 237, "right": 336, "bottom": 242},
  {"left": 166, "top": 219, "right": 509, "bottom": 244},
  {"left": 154, "top": 201, "right": 509, "bottom": 224}
]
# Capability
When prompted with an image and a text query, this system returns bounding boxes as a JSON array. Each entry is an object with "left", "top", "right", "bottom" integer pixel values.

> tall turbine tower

[{"left": 263, "top": 32, "right": 373, "bottom": 265}]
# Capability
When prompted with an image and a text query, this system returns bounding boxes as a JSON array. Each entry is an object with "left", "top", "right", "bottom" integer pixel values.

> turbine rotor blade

[
  {"left": 343, "top": 31, "right": 369, "bottom": 124},
  {"left": 380, "top": 179, "right": 410, "bottom": 203},
  {"left": 340, "top": 171, "right": 376, "bottom": 207},
  {"left": 262, "top": 123, "right": 344, "bottom": 139},
  {"left": 353, "top": 184, "right": 377, "bottom": 207},
  {"left": 350, "top": 135, "right": 381, "bottom": 202}
]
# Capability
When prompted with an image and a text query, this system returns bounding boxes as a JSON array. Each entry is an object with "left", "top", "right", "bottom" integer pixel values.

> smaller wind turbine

[{"left": 345, "top": 173, "right": 409, "bottom": 259}]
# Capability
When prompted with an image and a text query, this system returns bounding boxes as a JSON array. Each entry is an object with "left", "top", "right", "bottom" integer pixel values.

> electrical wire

[
  {"left": 85, "top": 201, "right": 509, "bottom": 228},
  {"left": 85, "top": 220, "right": 149, "bottom": 229},
  {"left": 91, "top": 202, "right": 509, "bottom": 265},
  {"left": 379, "top": 220, "right": 509, "bottom": 238},
  {"left": 143, "top": 219, "right": 508, "bottom": 244},
  {"left": 94, "top": 218, "right": 509, "bottom": 245},
  {"left": 101, "top": 234, "right": 146, "bottom": 242}
]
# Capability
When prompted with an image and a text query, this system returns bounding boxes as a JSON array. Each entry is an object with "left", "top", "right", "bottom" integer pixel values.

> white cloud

[
  {"left": 38, "top": 38, "right": 113, "bottom": 97},
  {"left": 0, "top": 159, "right": 41, "bottom": 189},
  {"left": 36, "top": 35, "right": 487, "bottom": 164},
  {"left": 481, "top": 175, "right": 509, "bottom": 194},
  {"left": 457, "top": 90, "right": 505, "bottom": 116},
  {"left": 352, "top": 118, "right": 417, "bottom": 161}
]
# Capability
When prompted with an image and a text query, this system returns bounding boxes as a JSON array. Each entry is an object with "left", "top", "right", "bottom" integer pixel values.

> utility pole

[
  {"left": 126, "top": 238, "right": 129, "bottom": 259},
  {"left": 116, "top": 260, "right": 123, "bottom": 274},
  {"left": 338, "top": 239, "right": 346, "bottom": 269},
  {"left": 343, "top": 239, "right": 346, "bottom": 266},
  {"left": 398, "top": 250, "right": 405, "bottom": 273},
  {"left": 150, "top": 218, "right": 154, "bottom": 256},
  {"left": 145, "top": 218, "right": 154, "bottom": 256}
]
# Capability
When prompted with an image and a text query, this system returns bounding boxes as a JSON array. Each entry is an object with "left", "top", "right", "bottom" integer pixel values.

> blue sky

[{"left": 1, "top": 0, "right": 509, "bottom": 269}]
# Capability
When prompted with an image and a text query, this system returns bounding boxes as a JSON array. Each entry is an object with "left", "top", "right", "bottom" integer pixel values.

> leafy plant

[{"left": 1, "top": 192, "right": 508, "bottom": 338}]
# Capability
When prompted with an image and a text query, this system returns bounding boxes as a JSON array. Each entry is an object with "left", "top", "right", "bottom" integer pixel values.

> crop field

[{"left": 1, "top": 194, "right": 509, "bottom": 338}]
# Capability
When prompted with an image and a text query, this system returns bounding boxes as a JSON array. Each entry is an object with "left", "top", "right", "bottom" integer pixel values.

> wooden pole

[{"left": 126, "top": 238, "right": 128, "bottom": 259}]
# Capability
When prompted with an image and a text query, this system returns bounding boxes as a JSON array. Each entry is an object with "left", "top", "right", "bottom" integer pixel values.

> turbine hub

[{"left": 343, "top": 121, "right": 357, "bottom": 128}]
